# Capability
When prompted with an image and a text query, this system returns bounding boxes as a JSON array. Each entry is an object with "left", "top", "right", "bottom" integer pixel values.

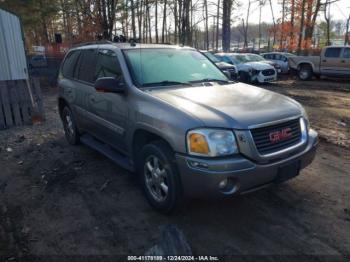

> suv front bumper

[{"left": 175, "top": 129, "right": 318, "bottom": 197}]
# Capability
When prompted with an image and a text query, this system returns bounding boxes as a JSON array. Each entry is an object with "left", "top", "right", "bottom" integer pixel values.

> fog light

[
  {"left": 188, "top": 160, "right": 209, "bottom": 169},
  {"left": 219, "top": 179, "right": 228, "bottom": 189}
]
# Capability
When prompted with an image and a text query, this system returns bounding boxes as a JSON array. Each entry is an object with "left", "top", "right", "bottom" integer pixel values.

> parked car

[
  {"left": 215, "top": 53, "right": 278, "bottom": 83},
  {"left": 261, "top": 52, "right": 296, "bottom": 73},
  {"left": 28, "top": 55, "right": 47, "bottom": 68},
  {"left": 288, "top": 46, "right": 350, "bottom": 80},
  {"left": 200, "top": 50, "right": 237, "bottom": 80},
  {"left": 58, "top": 42, "right": 318, "bottom": 212}
]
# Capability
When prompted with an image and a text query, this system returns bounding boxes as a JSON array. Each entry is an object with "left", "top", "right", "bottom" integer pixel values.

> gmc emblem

[{"left": 269, "top": 128, "right": 292, "bottom": 143}]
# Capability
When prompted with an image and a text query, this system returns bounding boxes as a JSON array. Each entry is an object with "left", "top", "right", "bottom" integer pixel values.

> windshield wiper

[
  {"left": 142, "top": 80, "right": 192, "bottom": 87},
  {"left": 189, "top": 78, "right": 231, "bottom": 84}
]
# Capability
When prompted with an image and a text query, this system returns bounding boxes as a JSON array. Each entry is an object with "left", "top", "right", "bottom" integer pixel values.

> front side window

[
  {"left": 343, "top": 48, "right": 350, "bottom": 59},
  {"left": 95, "top": 49, "right": 123, "bottom": 80},
  {"left": 124, "top": 49, "right": 227, "bottom": 87},
  {"left": 325, "top": 48, "right": 342, "bottom": 58}
]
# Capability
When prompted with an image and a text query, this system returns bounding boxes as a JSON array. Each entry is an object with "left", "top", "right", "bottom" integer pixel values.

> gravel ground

[{"left": 0, "top": 79, "right": 349, "bottom": 260}]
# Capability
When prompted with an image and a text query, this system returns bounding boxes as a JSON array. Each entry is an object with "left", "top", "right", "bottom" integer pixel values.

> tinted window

[
  {"left": 343, "top": 48, "right": 350, "bottom": 58},
  {"left": 325, "top": 48, "right": 342, "bottom": 58},
  {"left": 76, "top": 49, "right": 98, "bottom": 83},
  {"left": 62, "top": 51, "right": 80, "bottom": 78},
  {"left": 95, "top": 49, "right": 122, "bottom": 80}
]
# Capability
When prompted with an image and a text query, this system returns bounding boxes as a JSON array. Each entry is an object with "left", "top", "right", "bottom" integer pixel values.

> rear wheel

[
  {"left": 138, "top": 141, "right": 183, "bottom": 213},
  {"left": 298, "top": 64, "right": 313, "bottom": 80}
]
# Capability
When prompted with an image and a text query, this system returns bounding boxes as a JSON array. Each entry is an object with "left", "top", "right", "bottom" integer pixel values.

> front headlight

[
  {"left": 187, "top": 129, "right": 238, "bottom": 157},
  {"left": 300, "top": 107, "right": 310, "bottom": 131}
]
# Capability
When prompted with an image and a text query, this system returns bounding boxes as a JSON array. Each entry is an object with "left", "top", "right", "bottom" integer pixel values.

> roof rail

[{"left": 73, "top": 40, "right": 113, "bottom": 47}]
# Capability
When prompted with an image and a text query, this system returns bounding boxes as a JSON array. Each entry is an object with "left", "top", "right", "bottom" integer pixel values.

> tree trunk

[
  {"left": 222, "top": 0, "right": 232, "bottom": 52},
  {"left": 345, "top": 15, "right": 350, "bottom": 45},
  {"left": 289, "top": 0, "right": 295, "bottom": 50},
  {"left": 155, "top": 0, "right": 159, "bottom": 43},
  {"left": 131, "top": 0, "right": 136, "bottom": 39},
  {"left": 280, "top": 0, "right": 285, "bottom": 50},
  {"left": 215, "top": 0, "right": 220, "bottom": 51},
  {"left": 204, "top": 0, "right": 209, "bottom": 50},
  {"left": 162, "top": 0, "right": 167, "bottom": 43},
  {"left": 297, "top": 0, "right": 306, "bottom": 55},
  {"left": 268, "top": 0, "right": 276, "bottom": 49}
]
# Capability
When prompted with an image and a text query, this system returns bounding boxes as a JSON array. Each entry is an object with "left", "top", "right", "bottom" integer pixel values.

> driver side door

[{"left": 89, "top": 49, "right": 128, "bottom": 153}]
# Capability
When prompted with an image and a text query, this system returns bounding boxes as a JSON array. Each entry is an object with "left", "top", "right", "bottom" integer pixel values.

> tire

[
  {"left": 138, "top": 140, "right": 183, "bottom": 213},
  {"left": 61, "top": 106, "right": 80, "bottom": 145},
  {"left": 298, "top": 64, "right": 313, "bottom": 80},
  {"left": 239, "top": 71, "right": 251, "bottom": 83}
]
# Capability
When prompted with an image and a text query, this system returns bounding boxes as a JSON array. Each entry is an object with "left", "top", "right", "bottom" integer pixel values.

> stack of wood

[{"left": 0, "top": 78, "right": 44, "bottom": 130}]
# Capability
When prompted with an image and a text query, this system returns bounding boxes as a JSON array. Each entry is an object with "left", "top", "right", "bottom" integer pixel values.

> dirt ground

[{"left": 0, "top": 78, "right": 349, "bottom": 260}]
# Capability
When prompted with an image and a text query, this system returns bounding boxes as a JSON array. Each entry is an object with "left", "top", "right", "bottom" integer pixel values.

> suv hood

[
  {"left": 149, "top": 83, "right": 302, "bottom": 129},
  {"left": 215, "top": 61, "right": 235, "bottom": 69}
]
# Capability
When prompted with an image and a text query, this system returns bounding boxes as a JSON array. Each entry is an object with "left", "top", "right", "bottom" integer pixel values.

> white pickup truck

[{"left": 289, "top": 46, "right": 350, "bottom": 80}]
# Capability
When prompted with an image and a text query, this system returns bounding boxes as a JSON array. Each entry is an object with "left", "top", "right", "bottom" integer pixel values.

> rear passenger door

[
  {"left": 321, "top": 47, "right": 343, "bottom": 76},
  {"left": 71, "top": 48, "right": 99, "bottom": 133},
  {"left": 89, "top": 49, "right": 128, "bottom": 152}
]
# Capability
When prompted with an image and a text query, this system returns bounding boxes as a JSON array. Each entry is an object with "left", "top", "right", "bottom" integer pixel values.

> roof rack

[{"left": 73, "top": 40, "right": 113, "bottom": 47}]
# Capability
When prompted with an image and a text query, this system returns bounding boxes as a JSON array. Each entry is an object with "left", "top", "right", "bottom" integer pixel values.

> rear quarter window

[
  {"left": 76, "top": 49, "right": 98, "bottom": 83},
  {"left": 324, "top": 48, "right": 342, "bottom": 58},
  {"left": 62, "top": 50, "right": 81, "bottom": 79}
]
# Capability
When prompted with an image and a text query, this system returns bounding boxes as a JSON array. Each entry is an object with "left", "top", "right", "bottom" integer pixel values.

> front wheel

[
  {"left": 138, "top": 141, "right": 183, "bottom": 213},
  {"left": 239, "top": 71, "right": 252, "bottom": 83},
  {"left": 298, "top": 65, "right": 313, "bottom": 80},
  {"left": 61, "top": 106, "right": 80, "bottom": 145}
]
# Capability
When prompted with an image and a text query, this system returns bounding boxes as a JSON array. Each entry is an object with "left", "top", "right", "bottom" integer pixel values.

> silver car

[
  {"left": 262, "top": 52, "right": 296, "bottom": 73},
  {"left": 58, "top": 42, "right": 318, "bottom": 213}
]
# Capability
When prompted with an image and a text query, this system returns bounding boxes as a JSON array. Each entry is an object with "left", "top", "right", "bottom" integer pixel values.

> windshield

[
  {"left": 233, "top": 54, "right": 266, "bottom": 63},
  {"left": 202, "top": 51, "right": 220, "bottom": 63},
  {"left": 124, "top": 48, "right": 227, "bottom": 87}
]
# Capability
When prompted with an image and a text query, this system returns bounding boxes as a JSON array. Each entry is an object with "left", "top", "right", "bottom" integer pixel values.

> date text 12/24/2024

[{"left": 127, "top": 256, "right": 220, "bottom": 261}]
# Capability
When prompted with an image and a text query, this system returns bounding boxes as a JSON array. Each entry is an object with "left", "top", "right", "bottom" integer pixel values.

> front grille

[
  {"left": 262, "top": 69, "right": 275, "bottom": 76},
  {"left": 250, "top": 118, "right": 301, "bottom": 155}
]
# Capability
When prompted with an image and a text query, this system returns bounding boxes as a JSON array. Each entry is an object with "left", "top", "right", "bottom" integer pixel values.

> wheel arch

[{"left": 131, "top": 127, "right": 176, "bottom": 165}]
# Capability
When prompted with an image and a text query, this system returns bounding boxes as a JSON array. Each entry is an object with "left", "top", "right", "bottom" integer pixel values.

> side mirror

[
  {"left": 222, "top": 70, "right": 231, "bottom": 79},
  {"left": 94, "top": 77, "right": 125, "bottom": 93}
]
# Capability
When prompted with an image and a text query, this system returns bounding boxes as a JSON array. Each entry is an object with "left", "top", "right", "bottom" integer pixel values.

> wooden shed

[{"left": 0, "top": 8, "right": 43, "bottom": 129}]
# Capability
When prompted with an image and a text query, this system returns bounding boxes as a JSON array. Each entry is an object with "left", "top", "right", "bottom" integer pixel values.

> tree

[
  {"left": 222, "top": 0, "right": 233, "bottom": 52},
  {"left": 345, "top": 14, "right": 350, "bottom": 45}
]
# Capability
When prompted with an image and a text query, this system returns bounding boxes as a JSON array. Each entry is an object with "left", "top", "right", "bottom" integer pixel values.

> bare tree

[
  {"left": 204, "top": 0, "right": 209, "bottom": 50},
  {"left": 222, "top": 0, "right": 233, "bottom": 52},
  {"left": 216, "top": 0, "right": 220, "bottom": 50},
  {"left": 155, "top": 0, "right": 159, "bottom": 43},
  {"left": 345, "top": 14, "right": 350, "bottom": 45},
  {"left": 324, "top": 0, "right": 331, "bottom": 46},
  {"left": 162, "top": 0, "right": 167, "bottom": 43},
  {"left": 280, "top": 0, "right": 285, "bottom": 49},
  {"left": 297, "top": 0, "right": 306, "bottom": 54},
  {"left": 240, "top": 0, "right": 251, "bottom": 49}
]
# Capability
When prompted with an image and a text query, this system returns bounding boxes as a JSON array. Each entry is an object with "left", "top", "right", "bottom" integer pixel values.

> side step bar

[{"left": 80, "top": 134, "right": 134, "bottom": 172}]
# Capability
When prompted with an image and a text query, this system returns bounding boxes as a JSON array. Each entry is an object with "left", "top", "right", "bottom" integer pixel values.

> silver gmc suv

[{"left": 58, "top": 42, "right": 318, "bottom": 212}]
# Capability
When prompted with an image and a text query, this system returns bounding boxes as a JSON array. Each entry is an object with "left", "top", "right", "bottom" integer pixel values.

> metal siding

[{"left": 0, "top": 9, "right": 28, "bottom": 81}]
